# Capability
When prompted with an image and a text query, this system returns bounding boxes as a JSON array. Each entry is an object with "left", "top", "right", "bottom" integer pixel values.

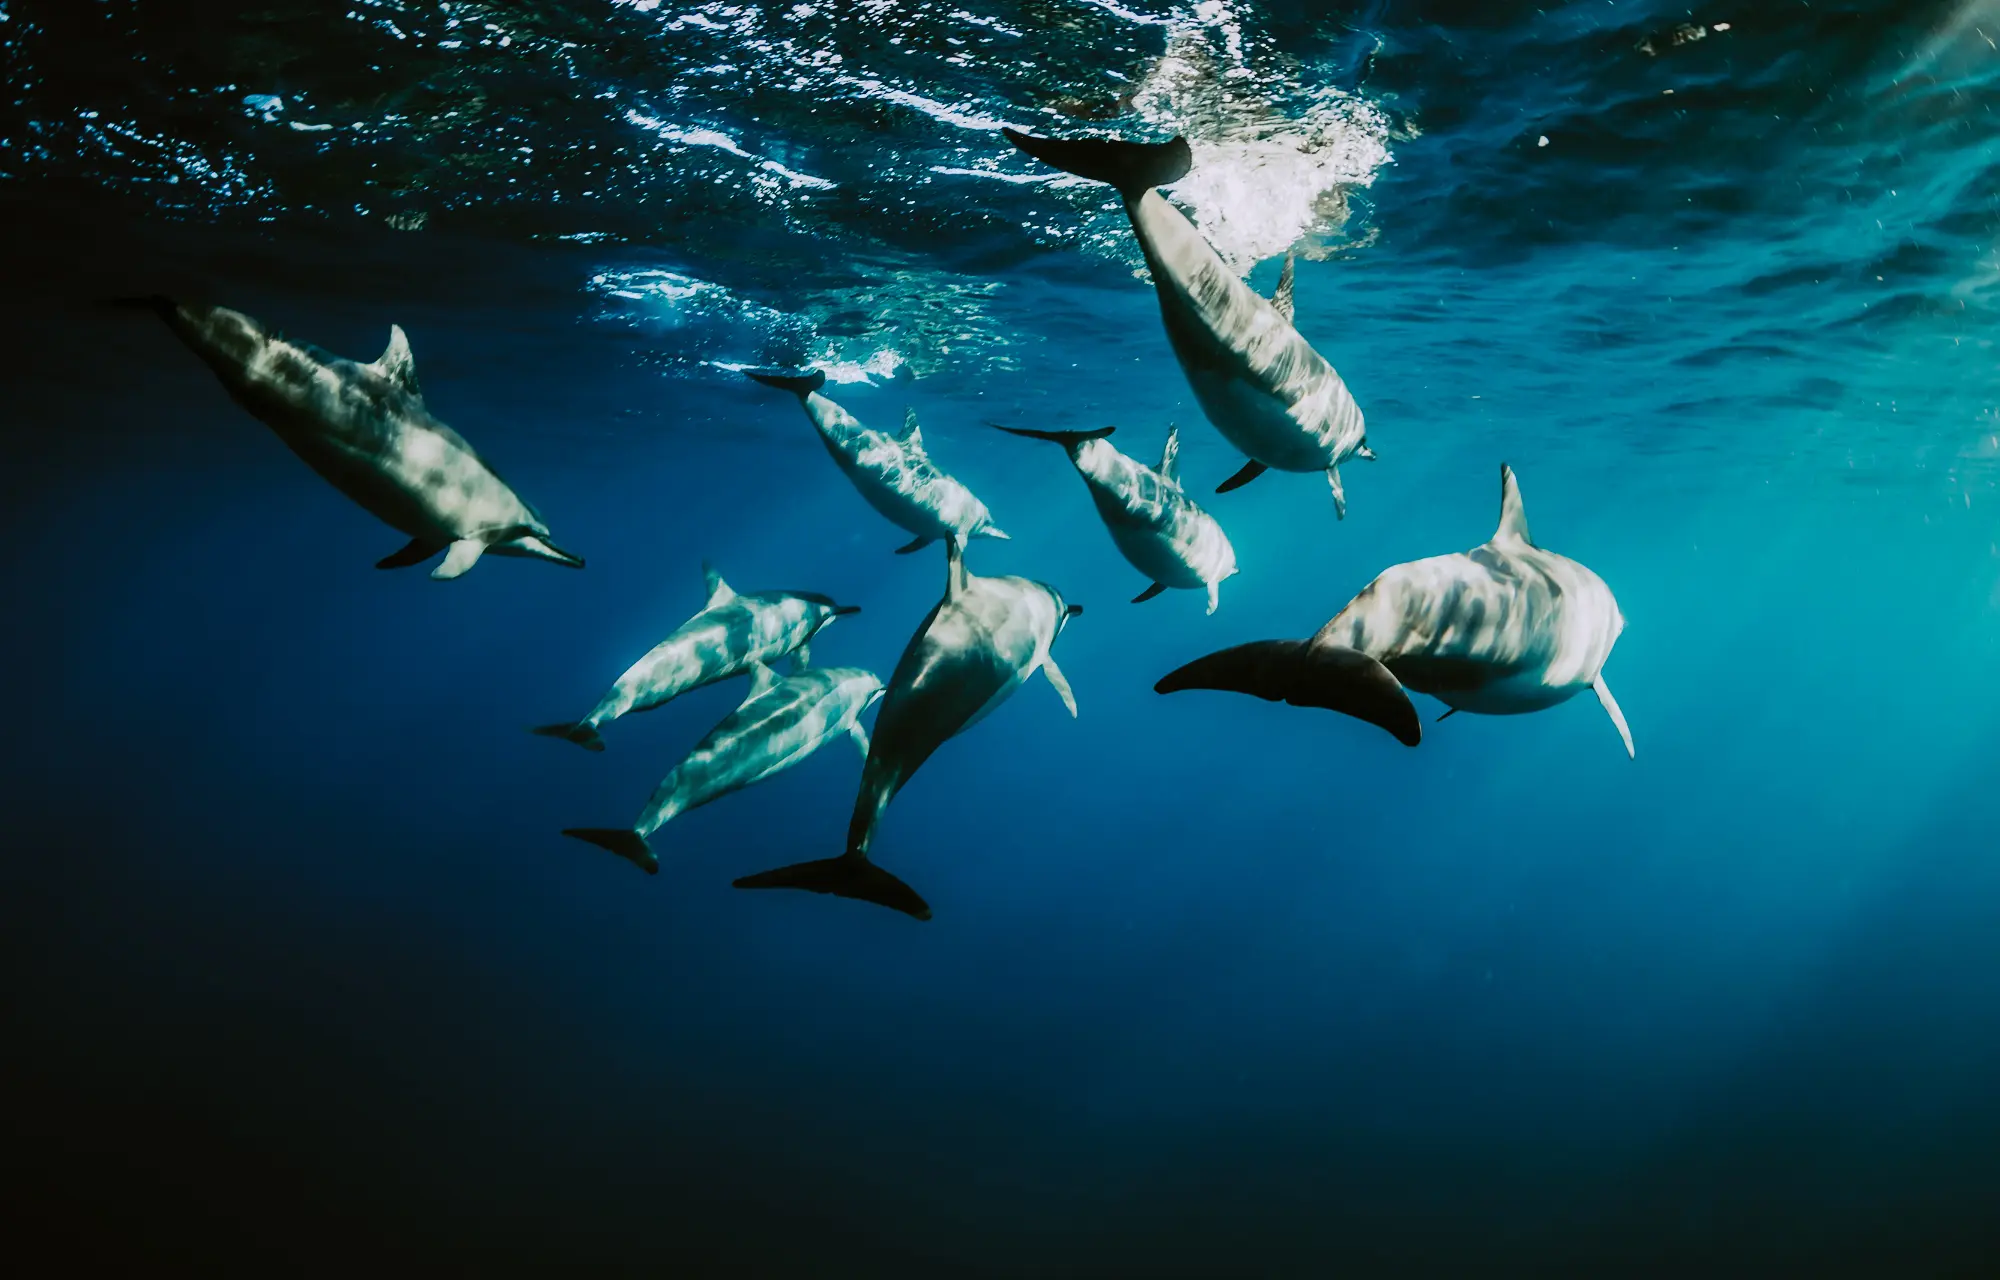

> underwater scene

[{"left": 6, "top": 0, "right": 2000, "bottom": 1273}]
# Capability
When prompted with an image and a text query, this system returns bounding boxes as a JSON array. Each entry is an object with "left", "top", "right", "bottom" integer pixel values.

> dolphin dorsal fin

[
  {"left": 1158, "top": 425, "right": 1182, "bottom": 486},
  {"left": 1494, "top": 465, "right": 1532, "bottom": 546},
  {"left": 371, "top": 324, "right": 420, "bottom": 397},
  {"left": 702, "top": 561, "right": 736, "bottom": 609},
  {"left": 897, "top": 407, "right": 924, "bottom": 448},
  {"left": 945, "top": 536, "right": 967, "bottom": 602},
  {"left": 1270, "top": 251, "right": 1296, "bottom": 324}
]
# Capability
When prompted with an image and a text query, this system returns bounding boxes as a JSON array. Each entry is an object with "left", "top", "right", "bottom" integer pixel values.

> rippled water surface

[{"left": 6, "top": 2, "right": 2000, "bottom": 1274}]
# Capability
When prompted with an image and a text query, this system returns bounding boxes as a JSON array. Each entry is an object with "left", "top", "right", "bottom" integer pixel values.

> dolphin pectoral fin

[
  {"left": 561, "top": 827, "right": 658, "bottom": 875},
  {"left": 977, "top": 524, "right": 1011, "bottom": 541},
  {"left": 847, "top": 721, "right": 871, "bottom": 759},
  {"left": 1437, "top": 707, "right": 1458, "bottom": 722},
  {"left": 1593, "top": 675, "right": 1634, "bottom": 759},
  {"left": 1155, "top": 640, "right": 1421, "bottom": 747},
  {"left": 1205, "top": 581, "right": 1220, "bottom": 615},
  {"left": 1132, "top": 583, "right": 1167, "bottom": 604},
  {"left": 733, "top": 853, "right": 932, "bottom": 921},
  {"left": 746, "top": 662, "right": 781, "bottom": 697},
  {"left": 1216, "top": 460, "right": 1267, "bottom": 493},
  {"left": 1041, "top": 656, "right": 1079, "bottom": 718},
  {"left": 431, "top": 538, "right": 486, "bottom": 580},
  {"left": 1000, "top": 129, "right": 1192, "bottom": 196},
  {"left": 1327, "top": 466, "right": 1347, "bottom": 520},
  {"left": 789, "top": 644, "right": 812, "bottom": 673},
  {"left": 894, "top": 536, "right": 934, "bottom": 555},
  {"left": 531, "top": 721, "right": 606, "bottom": 752},
  {"left": 1271, "top": 250, "right": 1297, "bottom": 323},
  {"left": 1357, "top": 444, "right": 1378, "bottom": 461},
  {"left": 376, "top": 536, "right": 445, "bottom": 570}
]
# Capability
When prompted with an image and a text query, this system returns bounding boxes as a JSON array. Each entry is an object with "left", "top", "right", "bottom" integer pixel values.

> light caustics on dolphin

[
  {"left": 994, "top": 422, "right": 1238, "bottom": 614},
  {"left": 561, "top": 663, "right": 884, "bottom": 875},
  {"left": 1002, "top": 130, "right": 1375, "bottom": 518},
  {"left": 114, "top": 296, "right": 582, "bottom": 579},
  {"left": 532, "top": 563, "right": 858, "bottom": 751},
  {"left": 1157, "top": 465, "right": 1633, "bottom": 758},
  {"left": 745, "top": 368, "right": 1009, "bottom": 554},
  {"left": 734, "top": 537, "right": 1082, "bottom": 920}
]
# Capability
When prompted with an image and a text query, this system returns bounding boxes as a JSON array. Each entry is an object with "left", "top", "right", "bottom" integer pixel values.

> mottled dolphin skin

[
  {"left": 1002, "top": 131, "right": 1374, "bottom": 517},
  {"left": 1158, "top": 465, "right": 1633, "bottom": 757},
  {"left": 735, "top": 537, "right": 1081, "bottom": 920},
  {"left": 995, "top": 422, "right": 1237, "bottom": 613},
  {"left": 561, "top": 664, "right": 884, "bottom": 875},
  {"left": 745, "top": 368, "right": 1008, "bottom": 554},
  {"left": 532, "top": 563, "right": 859, "bottom": 751},
  {"left": 119, "top": 296, "right": 581, "bottom": 578}
]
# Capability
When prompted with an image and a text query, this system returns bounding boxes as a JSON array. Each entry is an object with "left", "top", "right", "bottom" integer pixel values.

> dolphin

[
  {"left": 994, "top": 422, "right": 1238, "bottom": 613},
  {"left": 734, "top": 537, "right": 1082, "bottom": 919},
  {"left": 1002, "top": 130, "right": 1375, "bottom": 517},
  {"left": 561, "top": 663, "right": 885, "bottom": 874},
  {"left": 1157, "top": 465, "right": 1633, "bottom": 757},
  {"left": 532, "top": 563, "right": 859, "bottom": 751},
  {"left": 115, "top": 296, "right": 581, "bottom": 577},
  {"left": 744, "top": 369, "right": 1008, "bottom": 554}
]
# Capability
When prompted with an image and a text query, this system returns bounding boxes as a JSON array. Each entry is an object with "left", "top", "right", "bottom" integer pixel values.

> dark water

[{"left": 6, "top": 1, "right": 2000, "bottom": 1274}]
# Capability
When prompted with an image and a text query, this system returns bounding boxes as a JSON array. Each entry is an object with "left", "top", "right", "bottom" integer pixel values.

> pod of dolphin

[{"left": 117, "top": 129, "right": 1631, "bottom": 923}]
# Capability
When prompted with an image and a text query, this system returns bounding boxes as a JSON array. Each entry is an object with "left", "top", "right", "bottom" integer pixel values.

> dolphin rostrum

[
  {"left": 1002, "top": 131, "right": 1375, "bottom": 517},
  {"left": 533, "top": 563, "right": 858, "bottom": 751},
  {"left": 117, "top": 296, "right": 581, "bottom": 577},
  {"left": 745, "top": 369, "right": 1008, "bottom": 554},
  {"left": 561, "top": 663, "right": 884, "bottom": 874},
  {"left": 734, "top": 537, "right": 1081, "bottom": 919},
  {"left": 994, "top": 422, "right": 1237, "bottom": 613},
  {"left": 1157, "top": 465, "right": 1632, "bottom": 756}
]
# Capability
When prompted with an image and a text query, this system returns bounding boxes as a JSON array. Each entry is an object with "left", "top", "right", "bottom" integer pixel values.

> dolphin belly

[
  {"left": 1401, "top": 659, "right": 1587, "bottom": 715},
  {"left": 1104, "top": 518, "right": 1212, "bottom": 589},
  {"left": 832, "top": 450, "right": 962, "bottom": 539},
  {"left": 1181, "top": 363, "right": 1344, "bottom": 472}
]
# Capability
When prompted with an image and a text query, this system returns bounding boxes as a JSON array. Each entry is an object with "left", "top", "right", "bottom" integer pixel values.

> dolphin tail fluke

[
  {"left": 744, "top": 368, "right": 828, "bottom": 397},
  {"left": 561, "top": 827, "right": 659, "bottom": 875},
  {"left": 733, "top": 853, "right": 932, "bottom": 921},
  {"left": 531, "top": 721, "right": 606, "bottom": 752},
  {"left": 1155, "top": 640, "right": 1422, "bottom": 747},
  {"left": 991, "top": 423, "right": 1117, "bottom": 450},
  {"left": 1001, "top": 129, "right": 1193, "bottom": 196}
]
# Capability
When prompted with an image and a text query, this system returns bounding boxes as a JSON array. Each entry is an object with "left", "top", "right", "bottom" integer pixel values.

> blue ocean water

[{"left": 5, "top": 0, "right": 2000, "bottom": 1273}]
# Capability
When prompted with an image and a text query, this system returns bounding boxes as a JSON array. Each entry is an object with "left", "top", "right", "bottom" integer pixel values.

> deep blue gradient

[{"left": 6, "top": 2, "right": 2000, "bottom": 1274}]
